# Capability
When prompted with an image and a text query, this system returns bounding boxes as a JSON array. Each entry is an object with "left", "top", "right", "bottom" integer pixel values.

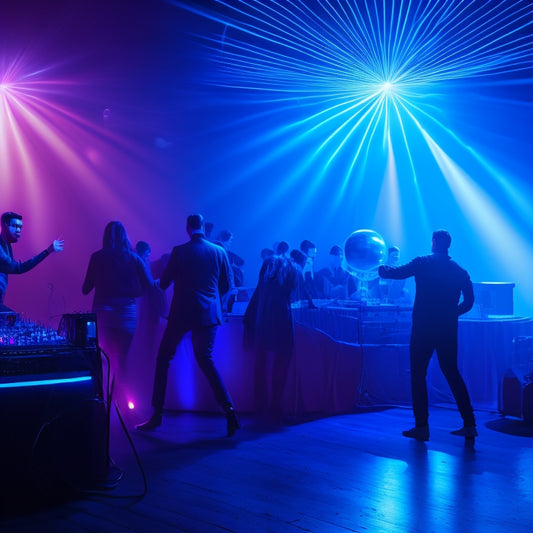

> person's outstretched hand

[{"left": 48, "top": 239, "right": 64, "bottom": 253}]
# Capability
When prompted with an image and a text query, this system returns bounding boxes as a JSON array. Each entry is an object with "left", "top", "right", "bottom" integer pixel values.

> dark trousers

[
  {"left": 410, "top": 325, "right": 475, "bottom": 427},
  {"left": 151, "top": 324, "right": 233, "bottom": 414}
]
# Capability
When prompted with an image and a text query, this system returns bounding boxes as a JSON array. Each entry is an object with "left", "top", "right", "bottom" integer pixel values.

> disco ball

[{"left": 344, "top": 229, "right": 387, "bottom": 280}]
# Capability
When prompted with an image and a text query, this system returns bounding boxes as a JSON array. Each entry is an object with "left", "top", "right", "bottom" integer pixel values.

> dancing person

[
  {"left": 0, "top": 211, "right": 64, "bottom": 306},
  {"left": 82, "top": 221, "right": 155, "bottom": 397},
  {"left": 216, "top": 229, "right": 245, "bottom": 287},
  {"left": 315, "top": 245, "right": 357, "bottom": 299},
  {"left": 124, "top": 241, "right": 169, "bottom": 418},
  {"left": 299, "top": 239, "right": 318, "bottom": 299},
  {"left": 204, "top": 221, "right": 215, "bottom": 241},
  {"left": 216, "top": 229, "right": 243, "bottom": 311},
  {"left": 261, "top": 248, "right": 274, "bottom": 261},
  {"left": 135, "top": 240, "right": 151, "bottom": 264},
  {"left": 290, "top": 248, "right": 317, "bottom": 309},
  {"left": 244, "top": 253, "right": 298, "bottom": 424},
  {"left": 370, "top": 246, "right": 409, "bottom": 303},
  {"left": 135, "top": 241, "right": 168, "bottom": 321},
  {"left": 137, "top": 214, "right": 240, "bottom": 436},
  {"left": 379, "top": 230, "right": 476, "bottom": 441},
  {"left": 275, "top": 241, "right": 290, "bottom": 258}
]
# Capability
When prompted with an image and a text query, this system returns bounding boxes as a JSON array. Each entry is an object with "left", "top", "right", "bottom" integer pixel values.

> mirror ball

[{"left": 344, "top": 229, "right": 387, "bottom": 280}]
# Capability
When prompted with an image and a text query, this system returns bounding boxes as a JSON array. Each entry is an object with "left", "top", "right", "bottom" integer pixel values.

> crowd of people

[
  {"left": 258, "top": 239, "right": 412, "bottom": 307},
  {"left": 0, "top": 210, "right": 476, "bottom": 441},
  {"left": 81, "top": 216, "right": 240, "bottom": 437}
]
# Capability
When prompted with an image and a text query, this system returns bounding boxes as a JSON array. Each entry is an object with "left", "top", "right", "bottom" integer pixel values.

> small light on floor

[{"left": 128, "top": 401, "right": 135, "bottom": 410}]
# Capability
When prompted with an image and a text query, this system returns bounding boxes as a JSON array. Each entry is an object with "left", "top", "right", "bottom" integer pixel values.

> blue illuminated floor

[{"left": 2, "top": 406, "right": 532, "bottom": 532}]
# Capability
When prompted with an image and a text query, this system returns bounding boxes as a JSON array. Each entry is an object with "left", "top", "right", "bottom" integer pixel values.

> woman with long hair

[
  {"left": 244, "top": 253, "right": 298, "bottom": 424},
  {"left": 82, "top": 221, "right": 155, "bottom": 397}
]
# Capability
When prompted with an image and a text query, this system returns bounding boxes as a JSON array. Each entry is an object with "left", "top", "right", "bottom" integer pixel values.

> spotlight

[
  {"left": 127, "top": 401, "right": 135, "bottom": 410},
  {"left": 380, "top": 81, "right": 394, "bottom": 95}
]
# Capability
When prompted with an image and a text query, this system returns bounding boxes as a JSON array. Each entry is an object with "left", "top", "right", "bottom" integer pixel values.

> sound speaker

[
  {"left": 33, "top": 397, "right": 109, "bottom": 488},
  {"left": 0, "top": 350, "right": 109, "bottom": 493},
  {"left": 500, "top": 336, "right": 533, "bottom": 423},
  {"left": 501, "top": 370, "right": 533, "bottom": 424}
]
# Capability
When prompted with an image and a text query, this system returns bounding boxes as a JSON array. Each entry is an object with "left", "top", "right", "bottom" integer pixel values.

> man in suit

[
  {"left": 379, "top": 230, "right": 476, "bottom": 441},
  {"left": 137, "top": 214, "right": 240, "bottom": 436}
]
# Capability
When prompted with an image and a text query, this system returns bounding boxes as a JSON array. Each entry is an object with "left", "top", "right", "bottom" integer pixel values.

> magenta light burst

[{"left": 0, "top": 38, "right": 175, "bottom": 321}]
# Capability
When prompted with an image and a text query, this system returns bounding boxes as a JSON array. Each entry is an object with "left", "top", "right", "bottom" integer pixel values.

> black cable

[
  {"left": 82, "top": 399, "right": 148, "bottom": 500},
  {"left": 28, "top": 345, "right": 148, "bottom": 499},
  {"left": 81, "top": 346, "right": 148, "bottom": 499}
]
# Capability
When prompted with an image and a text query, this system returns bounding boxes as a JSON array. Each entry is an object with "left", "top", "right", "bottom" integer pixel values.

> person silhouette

[
  {"left": 82, "top": 222, "right": 154, "bottom": 399},
  {"left": 137, "top": 214, "right": 240, "bottom": 436},
  {"left": 244, "top": 254, "right": 298, "bottom": 424},
  {"left": 379, "top": 230, "right": 476, "bottom": 441},
  {"left": 0, "top": 211, "right": 64, "bottom": 306},
  {"left": 315, "top": 245, "right": 357, "bottom": 299}
]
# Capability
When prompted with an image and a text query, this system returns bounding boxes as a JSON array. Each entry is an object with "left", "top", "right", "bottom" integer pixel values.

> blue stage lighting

[
  {"left": 168, "top": 0, "right": 533, "bottom": 315},
  {"left": 0, "top": 375, "right": 92, "bottom": 389}
]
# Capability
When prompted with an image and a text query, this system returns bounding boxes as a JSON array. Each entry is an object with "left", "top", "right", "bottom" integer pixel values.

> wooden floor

[{"left": 2, "top": 405, "right": 532, "bottom": 533}]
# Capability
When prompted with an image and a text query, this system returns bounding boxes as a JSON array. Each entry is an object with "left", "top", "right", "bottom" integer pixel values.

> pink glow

[{"left": 1, "top": 52, "right": 188, "bottom": 324}]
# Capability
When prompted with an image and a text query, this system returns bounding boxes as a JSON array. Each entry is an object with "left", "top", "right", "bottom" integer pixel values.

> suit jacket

[
  {"left": 161, "top": 233, "right": 232, "bottom": 329},
  {"left": 379, "top": 252, "right": 474, "bottom": 331}
]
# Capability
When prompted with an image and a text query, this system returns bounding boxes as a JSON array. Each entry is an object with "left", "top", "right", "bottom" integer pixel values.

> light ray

[
  {"left": 169, "top": 3, "right": 532, "bottom": 312},
  {"left": 0, "top": 47, "right": 171, "bottom": 250},
  {"left": 424, "top": 134, "right": 533, "bottom": 302}
]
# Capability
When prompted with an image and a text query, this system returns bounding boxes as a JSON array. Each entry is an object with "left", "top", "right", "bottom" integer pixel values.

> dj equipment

[
  {"left": 57, "top": 312, "right": 98, "bottom": 348},
  {"left": 0, "top": 313, "right": 109, "bottom": 492}
]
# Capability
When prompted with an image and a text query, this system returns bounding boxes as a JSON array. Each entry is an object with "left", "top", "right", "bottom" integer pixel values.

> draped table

[
  {"left": 127, "top": 302, "right": 533, "bottom": 418},
  {"left": 292, "top": 304, "right": 533, "bottom": 411},
  {"left": 160, "top": 316, "right": 364, "bottom": 419}
]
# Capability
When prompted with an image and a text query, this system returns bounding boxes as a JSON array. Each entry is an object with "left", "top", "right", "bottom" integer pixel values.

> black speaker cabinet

[
  {"left": 500, "top": 337, "right": 533, "bottom": 424},
  {"left": 501, "top": 371, "right": 533, "bottom": 424},
  {"left": 0, "top": 347, "right": 108, "bottom": 493}
]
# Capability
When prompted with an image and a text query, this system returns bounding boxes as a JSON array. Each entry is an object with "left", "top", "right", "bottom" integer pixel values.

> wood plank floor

[{"left": 1, "top": 406, "right": 532, "bottom": 533}]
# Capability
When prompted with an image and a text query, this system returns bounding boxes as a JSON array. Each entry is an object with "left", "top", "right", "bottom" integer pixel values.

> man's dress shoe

[
  {"left": 136, "top": 413, "right": 162, "bottom": 431},
  {"left": 226, "top": 408, "right": 240, "bottom": 437}
]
